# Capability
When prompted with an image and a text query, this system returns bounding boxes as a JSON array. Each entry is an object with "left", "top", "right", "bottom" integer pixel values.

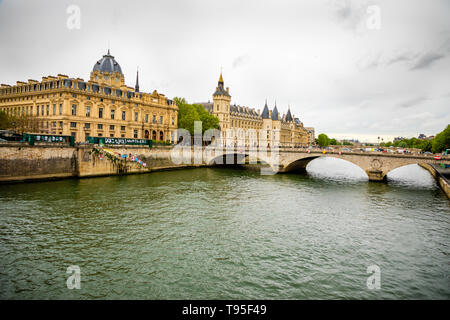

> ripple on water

[{"left": 0, "top": 160, "right": 449, "bottom": 299}]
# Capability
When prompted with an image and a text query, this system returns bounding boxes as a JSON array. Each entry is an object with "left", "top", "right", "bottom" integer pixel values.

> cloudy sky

[{"left": 0, "top": 0, "right": 449, "bottom": 142}]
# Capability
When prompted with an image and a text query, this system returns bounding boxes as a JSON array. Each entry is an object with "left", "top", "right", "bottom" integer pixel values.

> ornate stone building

[
  {"left": 0, "top": 50, "right": 178, "bottom": 142},
  {"left": 198, "top": 74, "right": 314, "bottom": 147}
]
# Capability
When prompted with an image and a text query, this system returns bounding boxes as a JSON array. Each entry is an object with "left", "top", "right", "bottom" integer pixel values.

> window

[
  {"left": 135, "top": 112, "right": 138, "bottom": 121},
  {"left": 59, "top": 121, "right": 63, "bottom": 128},
  {"left": 122, "top": 111, "right": 126, "bottom": 121},
  {"left": 152, "top": 115, "right": 156, "bottom": 123},
  {"left": 86, "top": 106, "right": 91, "bottom": 117},
  {"left": 109, "top": 125, "right": 115, "bottom": 130},
  {"left": 99, "top": 108, "right": 103, "bottom": 118},
  {"left": 160, "top": 116, "right": 163, "bottom": 124},
  {"left": 111, "top": 109, "right": 115, "bottom": 119},
  {"left": 30, "top": 106, "right": 33, "bottom": 115},
  {"left": 145, "top": 114, "right": 148, "bottom": 123},
  {"left": 72, "top": 94, "right": 77, "bottom": 98},
  {"left": 41, "top": 105, "right": 44, "bottom": 116},
  {"left": 98, "top": 133, "right": 102, "bottom": 137},
  {"left": 59, "top": 104, "right": 62, "bottom": 115},
  {"left": 172, "top": 117, "right": 175, "bottom": 125},
  {"left": 70, "top": 122, "right": 76, "bottom": 128},
  {"left": 72, "top": 104, "right": 77, "bottom": 116},
  {"left": 52, "top": 121, "right": 56, "bottom": 127},
  {"left": 133, "top": 130, "right": 138, "bottom": 138},
  {"left": 120, "top": 126, "right": 125, "bottom": 131},
  {"left": 121, "top": 134, "right": 125, "bottom": 138},
  {"left": 97, "top": 124, "right": 103, "bottom": 130},
  {"left": 53, "top": 104, "right": 56, "bottom": 115},
  {"left": 46, "top": 105, "right": 49, "bottom": 116},
  {"left": 84, "top": 123, "right": 90, "bottom": 129},
  {"left": 110, "top": 134, "right": 114, "bottom": 137}
]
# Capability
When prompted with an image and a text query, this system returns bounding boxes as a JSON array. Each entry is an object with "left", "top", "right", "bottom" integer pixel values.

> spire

[
  {"left": 218, "top": 72, "right": 224, "bottom": 85},
  {"left": 271, "top": 103, "right": 279, "bottom": 120},
  {"left": 135, "top": 67, "right": 139, "bottom": 92},
  {"left": 261, "top": 100, "right": 270, "bottom": 119},
  {"left": 286, "top": 105, "right": 293, "bottom": 122}
]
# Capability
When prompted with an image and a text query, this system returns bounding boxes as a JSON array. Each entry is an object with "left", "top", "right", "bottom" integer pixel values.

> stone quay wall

[
  {"left": 419, "top": 163, "right": 450, "bottom": 199},
  {"left": 0, "top": 143, "right": 201, "bottom": 183}
]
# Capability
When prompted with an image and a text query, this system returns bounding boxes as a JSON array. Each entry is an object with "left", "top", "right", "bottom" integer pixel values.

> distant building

[
  {"left": 196, "top": 73, "right": 314, "bottom": 147},
  {"left": 393, "top": 136, "right": 406, "bottom": 142},
  {"left": 0, "top": 50, "right": 178, "bottom": 142},
  {"left": 418, "top": 133, "right": 427, "bottom": 140}
]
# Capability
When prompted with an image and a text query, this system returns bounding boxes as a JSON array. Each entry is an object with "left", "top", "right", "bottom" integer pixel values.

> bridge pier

[{"left": 366, "top": 170, "right": 386, "bottom": 182}]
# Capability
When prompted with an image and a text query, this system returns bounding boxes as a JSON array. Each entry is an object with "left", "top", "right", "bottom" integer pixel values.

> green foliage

[
  {"left": 432, "top": 124, "right": 450, "bottom": 153},
  {"left": 0, "top": 111, "right": 11, "bottom": 130},
  {"left": 390, "top": 127, "right": 449, "bottom": 152},
  {"left": 174, "top": 97, "right": 219, "bottom": 135},
  {"left": 342, "top": 141, "right": 353, "bottom": 146},
  {"left": 193, "top": 103, "right": 219, "bottom": 133},
  {"left": 317, "top": 133, "right": 329, "bottom": 147},
  {"left": 329, "top": 138, "right": 342, "bottom": 145},
  {"left": 421, "top": 140, "right": 432, "bottom": 152},
  {"left": 398, "top": 141, "right": 408, "bottom": 148}
]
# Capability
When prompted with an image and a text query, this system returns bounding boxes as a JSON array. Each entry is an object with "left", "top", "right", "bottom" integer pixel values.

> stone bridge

[{"left": 192, "top": 147, "right": 450, "bottom": 181}]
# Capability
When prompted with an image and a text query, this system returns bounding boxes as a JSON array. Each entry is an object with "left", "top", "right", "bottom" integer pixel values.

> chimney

[
  {"left": 257, "top": 109, "right": 260, "bottom": 115},
  {"left": 226, "top": 87, "right": 229, "bottom": 93}
]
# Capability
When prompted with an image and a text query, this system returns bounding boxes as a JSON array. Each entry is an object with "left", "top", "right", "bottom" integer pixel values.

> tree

[
  {"left": 174, "top": 97, "right": 219, "bottom": 136},
  {"left": 398, "top": 141, "right": 408, "bottom": 148},
  {"left": 193, "top": 104, "right": 219, "bottom": 133},
  {"left": 0, "top": 111, "right": 10, "bottom": 130},
  {"left": 431, "top": 124, "right": 450, "bottom": 153},
  {"left": 421, "top": 140, "right": 432, "bottom": 152},
  {"left": 317, "top": 133, "right": 329, "bottom": 147}
]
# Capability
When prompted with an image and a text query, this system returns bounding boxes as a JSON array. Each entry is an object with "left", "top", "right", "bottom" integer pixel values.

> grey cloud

[
  {"left": 410, "top": 52, "right": 445, "bottom": 70},
  {"left": 399, "top": 96, "right": 428, "bottom": 108}
]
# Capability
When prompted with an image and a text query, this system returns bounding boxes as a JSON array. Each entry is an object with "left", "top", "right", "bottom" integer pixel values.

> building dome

[{"left": 92, "top": 50, "right": 123, "bottom": 75}]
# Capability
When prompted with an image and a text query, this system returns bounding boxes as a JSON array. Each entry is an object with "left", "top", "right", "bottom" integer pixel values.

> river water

[{"left": 0, "top": 158, "right": 449, "bottom": 299}]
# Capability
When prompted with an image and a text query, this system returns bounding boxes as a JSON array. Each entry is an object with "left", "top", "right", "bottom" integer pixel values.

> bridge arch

[
  {"left": 206, "top": 152, "right": 277, "bottom": 172},
  {"left": 385, "top": 163, "right": 434, "bottom": 182},
  {"left": 281, "top": 155, "right": 369, "bottom": 178}
]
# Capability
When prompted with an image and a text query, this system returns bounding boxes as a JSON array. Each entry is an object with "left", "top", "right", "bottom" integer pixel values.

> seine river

[{"left": 0, "top": 158, "right": 449, "bottom": 299}]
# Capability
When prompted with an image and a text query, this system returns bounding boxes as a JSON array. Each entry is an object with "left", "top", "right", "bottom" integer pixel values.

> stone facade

[
  {"left": 0, "top": 51, "right": 178, "bottom": 143},
  {"left": 197, "top": 74, "right": 315, "bottom": 147}
]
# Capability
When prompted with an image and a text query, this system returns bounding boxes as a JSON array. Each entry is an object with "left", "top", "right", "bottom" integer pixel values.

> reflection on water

[{"left": 0, "top": 158, "right": 448, "bottom": 299}]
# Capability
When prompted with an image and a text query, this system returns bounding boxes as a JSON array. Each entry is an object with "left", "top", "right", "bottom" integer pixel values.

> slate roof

[{"left": 92, "top": 50, "right": 123, "bottom": 75}]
